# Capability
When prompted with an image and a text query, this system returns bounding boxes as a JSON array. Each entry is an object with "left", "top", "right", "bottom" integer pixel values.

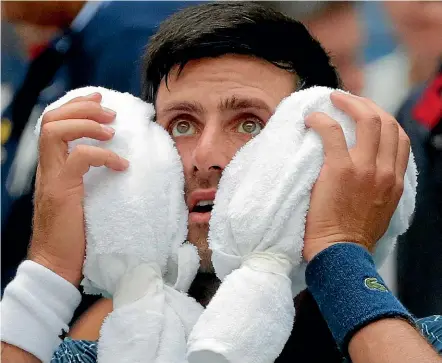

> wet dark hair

[
  {"left": 142, "top": 3, "right": 343, "bottom": 361},
  {"left": 142, "top": 2, "right": 341, "bottom": 103}
]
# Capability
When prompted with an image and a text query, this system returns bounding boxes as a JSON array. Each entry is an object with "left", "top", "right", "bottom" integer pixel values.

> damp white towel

[
  {"left": 35, "top": 87, "right": 203, "bottom": 363},
  {"left": 187, "top": 86, "right": 417, "bottom": 363}
]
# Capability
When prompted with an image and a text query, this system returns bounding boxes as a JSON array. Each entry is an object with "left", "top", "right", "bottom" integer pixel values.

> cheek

[
  {"left": 228, "top": 133, "right": 254, "bottom": 152},
  {"left": 174, "top": 138, "right": 196, "bottom": 173}
]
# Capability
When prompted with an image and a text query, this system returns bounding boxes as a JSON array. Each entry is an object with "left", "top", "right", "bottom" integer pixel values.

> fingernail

[
  {"left": 331, "top": 91, "right": 346, "bottom": 97},
  {"left": 102, "top": 107, "right": 116, "bottom": 117},
  {"left": 86, "top": 92, "right": 101, "bottom": 99},
  {"left": 305, "top": 113, "right": 315, "bottom": 126},
  {"left": 120, "top": 157, "right": 130, "bottom": 169},
  {"left": 101, "top": 124, "right": 115, "bottom": 135}
]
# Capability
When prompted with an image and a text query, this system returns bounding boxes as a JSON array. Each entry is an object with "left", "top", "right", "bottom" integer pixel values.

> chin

[
  {"left": 187, "top": 224, "right": 213, "bottom": 273},
  {"left": 198, "top": 251, "right": 214, "bottom": 273}
]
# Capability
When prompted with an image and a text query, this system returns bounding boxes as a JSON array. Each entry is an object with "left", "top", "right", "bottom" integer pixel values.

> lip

[
  {"left": 187, "top": 188, "right": 217, "bottom": 212},
  {"left": 189, "top": 211, "right": 211, "bottom": 224}
]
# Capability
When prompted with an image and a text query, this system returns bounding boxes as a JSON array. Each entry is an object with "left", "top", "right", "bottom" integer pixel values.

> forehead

[{"left": 155, "top": 55, "right": 297, "bottom": 113}]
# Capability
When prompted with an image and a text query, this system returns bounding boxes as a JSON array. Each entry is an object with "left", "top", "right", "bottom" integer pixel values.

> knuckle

[
  {"left": 366, "top": 113, "right": 382, "bottom": 128},
  {"left": 400, "top": 133, "right": 411, "bottom": 148},
  {"left": 328, "top": 122, "right": 343, "bottom": 134},
  {"left": 386, "top": 118, "right": 399, "bottom": 131},
  {"left": 357, "top": 165, "right": 376, "bottom": 181},
  {"left": 105, "top": 150, "right": 117, "bottom": 163},
  {"left": 79, "top": 101, "right": 103, "bottom": 117},
  {"left": 361, "top": 164, "right": 376, "bottom": 176},
  {"left": 395, "top": 179, "right": 405, "bottom": 196},
  {"left": 40, "top": 123, "right": 57, "bottom": 140},
  {"left": 41, "top": 109, "right": 59, "bottom": 124},
  {"left": 72, "top": 144, "right": 90, "bottom": 157},
  {"left": 83, "top": 100, "right": 102, "bottom": 110},
  {"left": 377, "top": 168, "right": 396, "bottom": 186}
]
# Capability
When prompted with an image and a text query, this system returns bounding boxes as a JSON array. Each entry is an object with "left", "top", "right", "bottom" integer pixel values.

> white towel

[
  {"left": 187, "top": 86, "right": 417, "bottom": 363},
  {"left": 35, "top": 87, "right": 203, "bottom": 363}
]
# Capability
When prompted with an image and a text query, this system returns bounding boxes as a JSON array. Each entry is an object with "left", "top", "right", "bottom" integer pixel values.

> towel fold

[
  {"left": 35, "top": 87, "right": 203, "bottom": 363},
  {"left": 188, "top": 87, "right": 417, "bottom": 363}
]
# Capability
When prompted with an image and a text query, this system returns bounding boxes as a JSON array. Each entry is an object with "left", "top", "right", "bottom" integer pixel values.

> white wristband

[{"left": 1, "top": 260, "right": 82, "bottom": 362}]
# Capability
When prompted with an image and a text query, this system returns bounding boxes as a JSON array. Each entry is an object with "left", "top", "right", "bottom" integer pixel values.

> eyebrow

[
  {"left": 160, "top": 95, "right": 271, "bottom": 116},
  {"left": 218, "top": 95, "right": 271, "bottom": 113},
  {"left": 161, "top": 101, "right": 206, "bottom": 115}
]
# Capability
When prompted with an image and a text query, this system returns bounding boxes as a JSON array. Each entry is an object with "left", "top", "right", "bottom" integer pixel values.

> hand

[
  {"left": 28, "top": 93, "right": 129, "bottom": 287},
  {"left": 302, "top": 92, "right": 410, "bottom": 262}
]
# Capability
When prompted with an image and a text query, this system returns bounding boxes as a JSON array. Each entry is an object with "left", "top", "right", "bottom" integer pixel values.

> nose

[{"left": 192, "top": 125, "right": 230, "bottom": 174}]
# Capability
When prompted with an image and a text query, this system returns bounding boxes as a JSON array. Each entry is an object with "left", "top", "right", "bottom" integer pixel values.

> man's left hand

[{"left": 303, "top": 92, "right": 410, "bottom": 262}]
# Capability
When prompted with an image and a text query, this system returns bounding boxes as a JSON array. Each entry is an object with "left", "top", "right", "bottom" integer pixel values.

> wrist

[
  {"left": 303, "top": 241, "right": 345, "bottom": 262},
  {"left": 305, "top": 243, "right": 414, "bottom": 356},
  {"left": 1, "top": 260, "right": 82, "bottom": 362},
  {"left": 29, "top": 251, "right": 82, "bottom": 288}
]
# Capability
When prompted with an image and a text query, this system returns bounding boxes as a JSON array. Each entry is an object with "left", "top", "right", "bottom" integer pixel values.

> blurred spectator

[
  {"left": 264, "top": 1, "right": 364, "bottom": 95},
  {"left": 1, "top": 22, "right": 26, "bottom": 105},
  {"left": 360, "top": 2, "right": 396, "bottom": 64},
  {"left": 363, "top": 2, "right": 442, "bottom": 115},
  {"left": 1, "top": 0, "right": 199, "bottom": 310},
  {"left": 396, "top": 62, "right": 442, "bottom": 317}
]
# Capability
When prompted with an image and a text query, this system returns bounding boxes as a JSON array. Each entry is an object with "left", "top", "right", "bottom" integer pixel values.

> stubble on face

[{"left": 184, "top": 170, "right": 220, "bottom": 272}]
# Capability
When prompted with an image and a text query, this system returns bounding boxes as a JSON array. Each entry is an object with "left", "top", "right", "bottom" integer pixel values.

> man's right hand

[{"left": 28, "top": 92, "right": 129, "bottom": 287}]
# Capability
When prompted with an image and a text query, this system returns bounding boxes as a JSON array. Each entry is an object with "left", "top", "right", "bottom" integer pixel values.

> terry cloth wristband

[
  {"left": 1, "top": 260, "right": 82, "bottom": 362},
  {"left": 305, "top": 243, "right": 414, "bottom": 356}
]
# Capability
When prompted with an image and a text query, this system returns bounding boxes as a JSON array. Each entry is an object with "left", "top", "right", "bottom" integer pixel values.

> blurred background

[{"left": 2, "top": 1, "right": 442, "bottom": 318}]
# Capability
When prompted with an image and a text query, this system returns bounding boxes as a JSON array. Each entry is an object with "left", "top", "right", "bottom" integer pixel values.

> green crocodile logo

[{"left": 364, "top": 277, "right": 388, "bottom": 292}]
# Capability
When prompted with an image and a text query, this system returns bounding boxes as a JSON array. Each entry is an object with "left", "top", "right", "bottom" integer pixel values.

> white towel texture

[
  {"left": 35, "top": 87, "right": 203, "bottom": 363},
  {"left": 187, "top": 86, "right": 417, "bottom": 363}
]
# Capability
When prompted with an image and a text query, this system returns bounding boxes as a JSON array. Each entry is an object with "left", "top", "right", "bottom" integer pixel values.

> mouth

[
  {"left": 188, "top": 189, "right": 217, "bottom": 224},
  {"left": 191, "top": 200, "right": 214, "bottom": 214}
]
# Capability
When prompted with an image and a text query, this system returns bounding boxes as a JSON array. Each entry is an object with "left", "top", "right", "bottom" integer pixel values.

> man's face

[{"left": 155, "top": 55, "right": 297, "bottom": 271}]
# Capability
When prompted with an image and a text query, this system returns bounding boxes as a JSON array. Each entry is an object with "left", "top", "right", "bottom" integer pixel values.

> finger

[
  {"left": 331, "top": 92, "right": 381, "bottom": 166},
  {"left": 305, "top": 112, "right": 351, "bottom": 163},
  {"left": 61, "top": 145, "right": 129, "bottom": 182},
  {"left": 377, "top": 118, "right": 399, "bottom": 170},
  {"left": 42, "top": 101, "right": 116, "bottom": 125},
  {"left": 64, "top": 92, "right": 102, "bottom": 105},
  {"left": 39, "top": 119, "right": 116, "bottom": 168},
  {"left": 356, "top": 93, "right": 410, "bottom": 194},
  {"left": 395, "top": 127, "right": 411, "bottom": 178}
]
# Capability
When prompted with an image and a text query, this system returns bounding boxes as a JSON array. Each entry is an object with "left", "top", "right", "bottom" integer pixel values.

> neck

[{"left": 188, "top": 272, "right": 221, "bottom": 307}]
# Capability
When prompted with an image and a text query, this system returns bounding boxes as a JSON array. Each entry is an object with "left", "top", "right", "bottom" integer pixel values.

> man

[{"left": 1, "top": 3, "right": 441, "bottom": 363}]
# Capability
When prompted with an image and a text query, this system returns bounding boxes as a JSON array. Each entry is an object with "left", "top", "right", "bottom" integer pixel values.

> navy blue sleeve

[{"left": 51, "top": 339, "right": 97, "bottom": 363}]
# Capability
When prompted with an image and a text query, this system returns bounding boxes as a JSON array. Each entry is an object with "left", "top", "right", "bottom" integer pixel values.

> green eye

[
  {"left": 238, "top": 119, "right": 263, "bottom": 136},
  {"left": 171, "top": 120, "right": 196, "bottom": 137}
]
